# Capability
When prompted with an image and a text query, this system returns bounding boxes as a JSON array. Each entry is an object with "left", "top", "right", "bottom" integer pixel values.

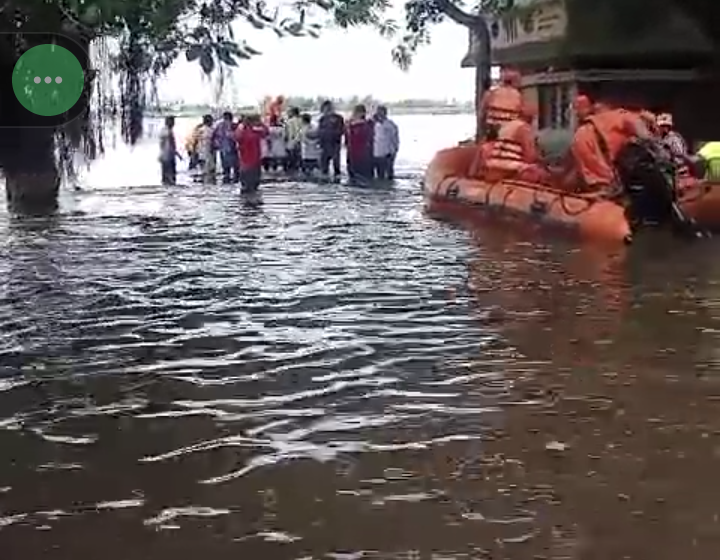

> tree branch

[{"left": 434, "top": 0, "right": 477, "bottom": 27}]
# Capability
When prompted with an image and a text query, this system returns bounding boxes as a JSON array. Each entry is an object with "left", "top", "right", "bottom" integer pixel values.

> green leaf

[
  {"left": 242, "top": 43, "right": 262, "bottom": 55},
  {"left": 378, "top": 19, "right": 397, "bottom": 38},
  {"left": 391, "top": 44, "right": 411, "bottom": 71},
  {"left": 216, "top": 45, "right": 237, "bottom": 65},
  {"left": 286, "top": 22, "right": 303, "bottom": 35},
  {"left": 186, "top": 44, "right": 203, "bottom": 61},
  {"left": 219, "top": 41, "right": 240, "bottom": 54},
  {"left": 306, "top": 28, "right": 320, "bottom": 38},
  {"left": 257, "top": 6, "right": 277, "bottom": 23},
  {"left": 192, "top": 25, "right": 211, "bottom": 39},
  {"left": 245, "top": 14, "right": 265, "bottom": 28},
  {"left": 200, "top": 50, "right": 215, "bottom": 74}
]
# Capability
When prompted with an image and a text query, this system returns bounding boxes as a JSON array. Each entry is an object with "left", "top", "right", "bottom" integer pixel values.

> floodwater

[{"left": 1, "top": 114, "right": 720, "bottom": 560}]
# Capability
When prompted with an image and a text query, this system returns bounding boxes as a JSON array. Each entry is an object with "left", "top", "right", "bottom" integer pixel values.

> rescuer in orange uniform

[
  {"left": 638, "top": 110, "right": 658, "bottom": 137},
  {"left": 468, "top": 127, "right": 498, "bottom": 178},
  {"left": 574, "top": 95, "right": 593, "bottom": 126},
  {"left": 484, "top": 101, "right": 550, "bottom": 183},
  {"left": 479, "top": 67, "right": 523, "bottom": 137},
  {"left": 553, "top": 95, "right": 595, "bottom": 191},
  {"left": 569, "top": 101, "right": 649, "bottom": 194}
]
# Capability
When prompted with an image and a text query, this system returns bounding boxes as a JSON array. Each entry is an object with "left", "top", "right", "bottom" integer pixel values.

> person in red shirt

[
  {"left": 235, "top": 114, "right": 268, "bottom": 193},
  {"left": 345, "top": 104, "right": 374, "bottom": 182}
]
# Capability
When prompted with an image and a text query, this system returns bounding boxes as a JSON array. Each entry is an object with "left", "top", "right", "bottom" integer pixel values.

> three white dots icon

[{"left": 33, "top": 76, "right": 62, "bottom": 83}]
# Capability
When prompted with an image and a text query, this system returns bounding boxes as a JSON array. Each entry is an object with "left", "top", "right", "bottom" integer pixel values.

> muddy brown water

[{"left": 1, "top": 115, "right": 720, "bottom": 559}]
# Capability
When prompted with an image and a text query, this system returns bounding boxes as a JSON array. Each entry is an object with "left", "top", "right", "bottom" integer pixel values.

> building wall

[
  {"left": 464, "top": 0, "right": 715, "bottom": 71},
  {"left": 566, "top": 0, "right": 713, "bottom": 66}
]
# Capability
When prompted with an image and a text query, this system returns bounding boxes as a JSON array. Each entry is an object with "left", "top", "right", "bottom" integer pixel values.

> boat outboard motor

[{"left": 614, "top": 138, "right": 700, "bottom": 236}]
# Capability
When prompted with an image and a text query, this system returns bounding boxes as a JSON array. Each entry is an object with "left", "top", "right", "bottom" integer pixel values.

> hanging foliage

[{"left": 392, "top": 0, "right": 509, "bottom": 69}]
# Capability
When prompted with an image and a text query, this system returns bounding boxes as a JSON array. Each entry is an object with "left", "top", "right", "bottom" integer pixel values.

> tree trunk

[
  {"left": 433, "top": 0, "right": 492, "bottom": 139},
  {"left": 473, "top": 17, "right": 493, "bottom": 141},
  {"left": 5, "top": 170, "right": 60, "bottom": 214},
  {"left": 2, "top": 128, "right": 59, "bottom": 215}
]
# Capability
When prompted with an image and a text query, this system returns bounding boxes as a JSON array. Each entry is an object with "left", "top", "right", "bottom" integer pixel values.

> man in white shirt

[{"left": 372, "top": 106, "right": 399, "bottom": 180}]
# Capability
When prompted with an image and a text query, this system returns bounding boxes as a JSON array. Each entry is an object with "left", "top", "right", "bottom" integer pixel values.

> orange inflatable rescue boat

[{"left": 424, "top": 141, "right": 720, "bottom": 244}]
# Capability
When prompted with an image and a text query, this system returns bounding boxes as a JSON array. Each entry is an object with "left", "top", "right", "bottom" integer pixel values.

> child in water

[
  {"left": 235, "top": 114, "right": 267, "bottom": 193},
  {"left": 300, "top": 113, "right": 320, "bottom": 177}
]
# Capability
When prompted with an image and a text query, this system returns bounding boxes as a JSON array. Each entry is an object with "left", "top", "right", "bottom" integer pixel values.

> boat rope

[{"left": 558, "top": 193, "right": 596, "bottom": 216}]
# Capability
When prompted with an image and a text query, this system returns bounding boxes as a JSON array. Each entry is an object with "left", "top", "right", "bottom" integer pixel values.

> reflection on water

[{"left": 0, "top": 114, "right": 720, "bottom": 559}]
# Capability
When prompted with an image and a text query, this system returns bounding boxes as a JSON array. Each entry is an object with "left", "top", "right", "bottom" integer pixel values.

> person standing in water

[
  {"left": 185, "top": 119, "right": 204, "bottom": 171},
  {"left": 372, "top": 106, "right": 399, "bottom": 180},
  {"left": 284, "top": 107, "right": 303, "bottom": 173},
  {"left": 213, "top": 111, "right": 240, "bottom": 183},
  {"left": 317, "top": 100, "right": 344, "bottom": 181},
  {"left": 345, "top": 104, "right": 374, "bottom": 182},
  {"left": 235, "top": 114, "right": 267, "bottom": 193},
  {"left": 221, "top": 112, "right": 242, "bottom": 183},
  {"left": 300, "top": 113, "right": 321, "bottom": 176},
  {"left": 198, "top": 114, "right": 216, "bottom": 183},
  {"left": 264, "top": 115, "right": 287, "bottom": 172},
  {"left": 159, "top": 115, "right": 181, "bottom": 185}
]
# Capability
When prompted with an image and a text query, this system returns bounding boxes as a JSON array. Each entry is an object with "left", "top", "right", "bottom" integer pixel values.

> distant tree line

[
  {"left": 150, "top": 96, "right": 474, "bottom": 116},
  {"left": 281, "top": 96, "right": 473, "bottom": 111}
]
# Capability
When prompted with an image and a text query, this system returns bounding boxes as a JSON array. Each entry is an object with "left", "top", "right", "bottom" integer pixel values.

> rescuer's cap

[{"left": 656, "top": 113, "right": 673, "bottom": 127}]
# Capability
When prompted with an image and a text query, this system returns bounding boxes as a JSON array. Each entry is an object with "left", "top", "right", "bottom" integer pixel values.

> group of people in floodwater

[
  {"left": 158, "top": 98, "right": 400, "bottom": 192},
  {"left": 472, "top": 67, "right": 701, "bottom": 194}
]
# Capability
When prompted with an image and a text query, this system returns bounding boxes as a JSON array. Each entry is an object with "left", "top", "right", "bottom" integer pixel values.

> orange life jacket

[
  {"left": 485, "top": 120, "right": 535, "bottom": 172},
  {"left": 483, "top": 86, "right": 523, "bottom": 126},
  {"left": 480, "top": 141, "right": 495, "bottom": 163},
  {"left": 570, "top": 123, "right": 616, "bottom": 189},
  {"left": 469, "top": 141, "right": 497, "bottom": 178},
  {"left": 567, "top": 108, "right": 642, "bottom": 190},
  {"left": 585, "top": 109, "right": 639, "bottom": 162}
]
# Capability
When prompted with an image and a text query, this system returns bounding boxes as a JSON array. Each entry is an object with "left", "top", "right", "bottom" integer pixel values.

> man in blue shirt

[{"left": 213, "top": 111, "right": 240, "bottom": 183}]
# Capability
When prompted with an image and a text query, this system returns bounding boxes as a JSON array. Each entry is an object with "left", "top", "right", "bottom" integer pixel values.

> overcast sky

[{"left": 156, "top": 17, "right": 475, "bottom": 105}]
